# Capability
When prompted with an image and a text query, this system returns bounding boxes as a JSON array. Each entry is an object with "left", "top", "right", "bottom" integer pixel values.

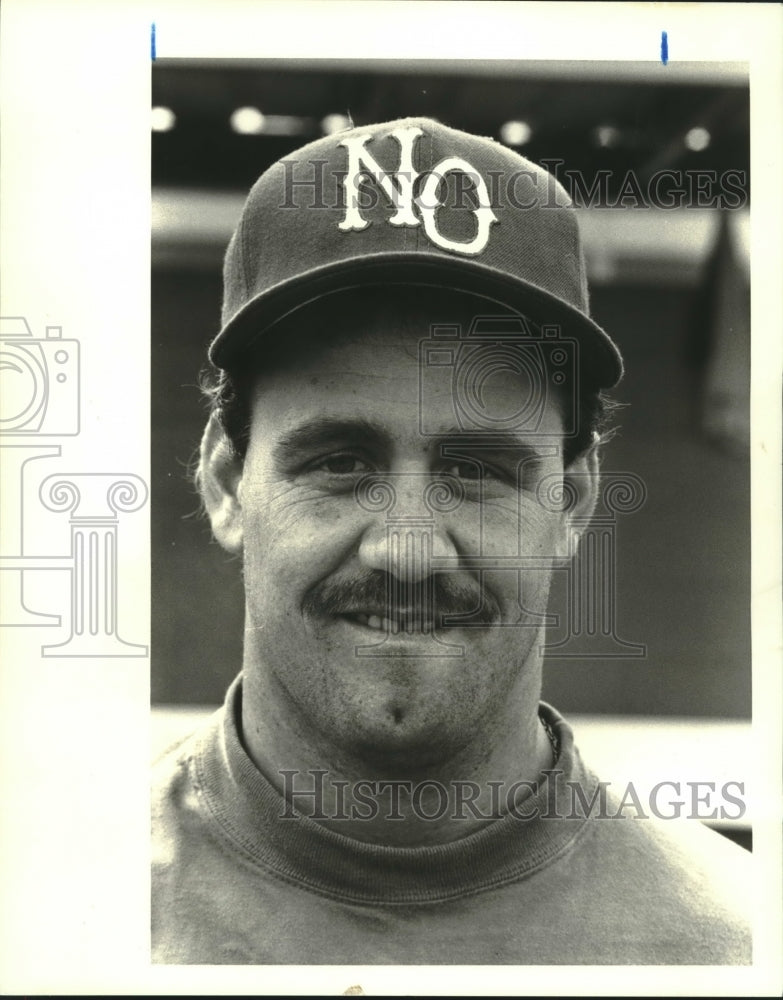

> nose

[
  {"left": 356, "top": 476, "right": 461, "bottom": 582},
  {"left": 358, "top": 521, "right": 459, "bottom": 582}
]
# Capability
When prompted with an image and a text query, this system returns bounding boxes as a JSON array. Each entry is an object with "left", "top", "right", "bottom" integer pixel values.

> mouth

[{"left": 340, "top": 611, "right": 437, "bottom": 634}]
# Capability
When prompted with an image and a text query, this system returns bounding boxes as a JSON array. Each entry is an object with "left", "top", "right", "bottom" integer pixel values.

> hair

[{"left": 198, "top": 286, "right": 621, "bottom": 473}]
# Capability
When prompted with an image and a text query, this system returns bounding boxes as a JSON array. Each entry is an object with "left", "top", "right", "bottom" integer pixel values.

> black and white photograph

[{"left": 2, "top": 1, "right": 782, "bottom": 995}]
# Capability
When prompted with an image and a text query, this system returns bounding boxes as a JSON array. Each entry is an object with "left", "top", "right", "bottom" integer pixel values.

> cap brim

[{"left": 210, "top": 253, "right": 624, "bottom": 388}]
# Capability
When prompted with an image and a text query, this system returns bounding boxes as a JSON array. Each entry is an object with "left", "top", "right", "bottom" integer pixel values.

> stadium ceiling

[{"left": 152, "top": 59, "right": 749, "bottom": 203}]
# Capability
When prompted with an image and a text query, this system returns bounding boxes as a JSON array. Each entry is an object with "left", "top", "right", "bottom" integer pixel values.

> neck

[{"left": 240, "top": 655, "right": 555, "bottom": 848}]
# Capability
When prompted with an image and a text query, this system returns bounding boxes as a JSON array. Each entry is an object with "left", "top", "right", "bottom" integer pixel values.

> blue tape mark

[
  {"left": 151, "top": 22, "right": 156, "bottom": 61},
  {"left": 661, "top": 30, "right": 669, "bottom": 65}
]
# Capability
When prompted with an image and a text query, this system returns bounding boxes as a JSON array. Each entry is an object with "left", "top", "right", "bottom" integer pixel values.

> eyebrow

[
  {"left": 436, "top": 429, "right": 551, "bottom": 449},
  {"left": 271, "top": 418, "right": 391, "bottom": 468},
  {"left": 272, "top": 418, "right": 554, "bottom": 473},
  {"left": 437, "top": 428, "right": 554, "bottom": 458}
]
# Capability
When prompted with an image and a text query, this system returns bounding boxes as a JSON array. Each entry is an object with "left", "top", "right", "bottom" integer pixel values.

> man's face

[{"left": 217, "top": 294, "right": 581, "bottom": 768}]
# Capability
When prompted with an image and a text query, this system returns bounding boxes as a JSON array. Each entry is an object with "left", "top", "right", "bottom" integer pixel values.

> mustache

[{"left": 302, "top": 571, "right": 500, "bottom": 626}]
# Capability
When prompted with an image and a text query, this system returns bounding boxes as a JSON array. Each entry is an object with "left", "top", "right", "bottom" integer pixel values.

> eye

[
  {"left": 444, "top": 459, "right": 510, "bottom": 481},
  {"left": 311, "top": 453, "right": 372, "bottom": 475},
  {"left": 447, "top": 461, "right": 483, "bottom": 481}
]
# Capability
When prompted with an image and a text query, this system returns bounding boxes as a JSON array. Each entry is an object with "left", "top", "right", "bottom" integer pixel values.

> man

[{"left": 152, "top": 117, "right": 751, "bottom": 964}]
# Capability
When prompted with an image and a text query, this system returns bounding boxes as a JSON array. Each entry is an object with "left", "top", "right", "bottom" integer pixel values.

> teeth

[
  {"left": 344, "top": 612, "right": 435, "bottom": 635},
  {"left": 347, "top": 613, "right": 435, "bottom": 633}
]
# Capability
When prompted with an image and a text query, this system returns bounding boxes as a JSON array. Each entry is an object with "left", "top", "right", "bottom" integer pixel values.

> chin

[{"left": 339, "top": 700, "right": 475, "bottom": 772}]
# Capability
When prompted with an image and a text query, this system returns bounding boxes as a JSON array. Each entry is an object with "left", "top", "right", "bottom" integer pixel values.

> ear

[
  {"left": 198, "top": 413, "right": 245, "bottom": 554},
  {"left": 557, "top": 440, "right": 601, "bottom": 561}
]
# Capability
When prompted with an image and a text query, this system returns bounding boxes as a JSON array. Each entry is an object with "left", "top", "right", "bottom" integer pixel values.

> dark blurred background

[{"left": 151, "top": 59, "right": 750, "bottom": 718}]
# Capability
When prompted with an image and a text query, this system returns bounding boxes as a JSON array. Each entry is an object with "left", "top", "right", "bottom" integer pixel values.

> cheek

[
  {"left": 463, "top": 500, "right": 564, "bottom": 616},
  {"left": 240, "top": 487, "right": 363, "bottom": 585},
  {"left": 459, "top": 494, "right": 566, "bottom": 556},
  {"left": 519, "top": 502, "right": 568, "bottom": 556}
]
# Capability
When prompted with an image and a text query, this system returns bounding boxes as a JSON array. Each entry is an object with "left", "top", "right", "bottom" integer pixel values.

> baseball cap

[{"left": 209, "top": 116, "right": 623, "bottom": 388}]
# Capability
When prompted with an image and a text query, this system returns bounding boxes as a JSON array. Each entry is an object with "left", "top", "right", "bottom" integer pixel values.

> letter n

[{"left": 338, "top": 127, "right": 422, "bottom": 231}]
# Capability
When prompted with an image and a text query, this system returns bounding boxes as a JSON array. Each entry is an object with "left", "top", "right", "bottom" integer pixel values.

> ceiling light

[
  {"left": 684, "top": 126, "right": 711, "bottom": 152},
  {"left": 592, "top": 125, "right": 621, "bottom": 149},
  {"left": 321, "top": 113, "right": 353, "bottom": 135},
  {"left": 500, "top": 120, "right": 532, "bottom": 146},
  {"left": 230, "top": 107, "right": 265, "bottom": 135},
  {"left": 151, "top": 106, "right": 176, "bottom": 132}
]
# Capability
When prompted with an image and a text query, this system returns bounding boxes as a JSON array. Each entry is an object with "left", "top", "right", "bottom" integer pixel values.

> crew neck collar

[{"left": 191, "top": 676, "right": 595, "bottom": 904}]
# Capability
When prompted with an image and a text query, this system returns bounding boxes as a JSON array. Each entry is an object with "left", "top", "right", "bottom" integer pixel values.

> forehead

[{"left": 245, "top": 285, "right": 568, "bottom": 440}]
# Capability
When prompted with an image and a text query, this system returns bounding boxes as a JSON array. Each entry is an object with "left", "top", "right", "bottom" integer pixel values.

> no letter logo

[{"left": 338, "top": 126, "right": 498, "bottom": 256}]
